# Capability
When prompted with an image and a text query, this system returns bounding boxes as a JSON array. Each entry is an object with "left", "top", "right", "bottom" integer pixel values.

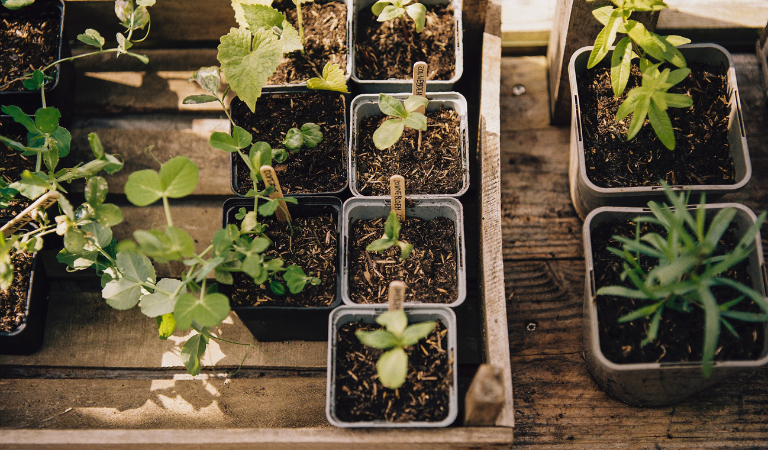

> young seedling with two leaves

[
  {"left": 371, "top": 0, "right": 426, "bottom": 44},
  {"left": 596, "top": 182, "right": 768, "bottom": 377},
  {"left": 355, "top": 309, "right": 435, "bottom": 389},
  {"left": 0, "top": 0, "right": 155, "bottom": 97},
  {"left": 366, "top": 210, "right": 413, "bottom": 260},
  {"left": 587, "top": 0, "right": 693, "bottom": 149},
  {"left": 372, "top": 94, "right": 429, "bottom": 150}
]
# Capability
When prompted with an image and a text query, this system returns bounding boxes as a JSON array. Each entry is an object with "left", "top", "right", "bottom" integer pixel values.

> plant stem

[
  {"left": 401, "top": 16, "right": 410, "bottom": 43},
  {"left": 162, "top": 196, "right": 173, "bottom": 227},
  {"left": 297, "top": 3, "right": 305, "bottom": 51}
]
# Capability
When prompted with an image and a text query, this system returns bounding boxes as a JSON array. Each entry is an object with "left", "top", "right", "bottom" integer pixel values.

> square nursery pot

[
  {"left": 263, "top": 0, "right": 352, "bottom": 91},
  {"left": 350, "top": 0, "right": 463, "bottom": 93},
  {"left": 583, "top": 204, "right": 768, "bottom": 406},
  {"left": 326, "top": 305, "right": 458, "bottom": 427},
  {"left": 0, "top": 223, "right": 50, "bottom": 355},
  {"left": 229, "top": 91, "right": 348, "bottom": 198},
  {"left": 0, "top": 0, "right": 74, "bottom": 117},
  {"left": 349, "top": 92, "right": 469, "bottom": 198},
  {"left": 341, "top": 197, "right": 466, "bottom": 307},
  {"left": 222, "top": 196, "right": 342, "bottom": 341},
  {"left": 568, "top": 44, "right": 751, "bottom": 220}
]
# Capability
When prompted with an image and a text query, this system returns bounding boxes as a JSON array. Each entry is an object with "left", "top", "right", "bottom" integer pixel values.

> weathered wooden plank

[
  {"left": 0, "top": 376, "right": 329, "bottom": 429},
  {"left": 0, "top": 428, "right": 515, "bottom": 450},
  {"left": 477, "top": 0, "right": 514, "bottom": 429},
  {"left": 0, "top": 290, "right": 328, "bottom": 369}
]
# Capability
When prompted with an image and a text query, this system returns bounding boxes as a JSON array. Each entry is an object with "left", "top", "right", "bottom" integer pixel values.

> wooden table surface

[{"left": 501, "top": 53, "right": 768, "bottom": 448}]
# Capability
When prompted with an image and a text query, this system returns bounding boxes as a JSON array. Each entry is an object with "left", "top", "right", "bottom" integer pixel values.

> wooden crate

[{"left": 0, "top": 0, "right": 511, "bottom": 447}]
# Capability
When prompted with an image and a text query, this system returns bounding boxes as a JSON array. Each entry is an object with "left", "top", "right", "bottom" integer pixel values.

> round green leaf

[
  {"left": 85, "top": 176, "right": 109, "bottom": 206},
  {"left": 378, "top": 94, "right": 407, "bottom": 118},
  {"left": 125, "top": 169, "right": 163, "bottom": 206},
  {"left": 377, "top": 347, "right": 408, "bottom": 389},
  {"left": 174, "top": 292, "right": 230, "bottom": 330},
  {"left": 373, "top": 119, "right": 405, "bottom": 150},
  {"left": 94, "top": 203, "right": 124, "bottom": 227},
  {"left": 159, "top": 156, "right": 199, "bottom": 198},
  {"left": 356, "top": 329, "right": 398, "bottom": 349},
  {"left": 35, "top": 107, "right": 61, "bottom": 134}
]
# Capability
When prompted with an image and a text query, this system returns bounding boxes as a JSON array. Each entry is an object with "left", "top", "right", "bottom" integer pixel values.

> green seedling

[
  {"left": 366, "top": 210, "right": 413, "bottom": 260},
  {"left": 307, "top": 62, "right": 350, "bottom": 93},
  {"left": 587, "top": 0, "right": 692, "bottom": 149},
  {"left": 616, "top": 62, "right": 693, "bottom": 150},
  {"left": 596, "top": 182, "right": 768, "bottom": 378},
  {"left": 372, "top": 94, "right": 428, "bottom": 150},
  {"left": 1, "top": 0, "right": 154, "bottom": 95},
  {"left": 371, "top": 0, "right": 426, "bottom": 43},
  {"left": 355, "top": 310, "right": 435, "bottom": 389},
  {"left": 186, "top": 67, "right": 324, "bottom": 185}
]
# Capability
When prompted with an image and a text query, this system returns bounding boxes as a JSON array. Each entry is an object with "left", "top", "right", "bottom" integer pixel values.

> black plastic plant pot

[
  {"left": 0, "top": 0, "right": 74, "bottom": 118},
  {"left": 583, "top": 204, "right": 768, "bottom": 406},
  {"left": 0, "top": 224, "right": 50, "bottom": 355},
  {"left": 229, "top": 91, "right": 349, "bottom": 198},
  {"left": 222, "top": 196, "right": 343, "bottom": 341}
]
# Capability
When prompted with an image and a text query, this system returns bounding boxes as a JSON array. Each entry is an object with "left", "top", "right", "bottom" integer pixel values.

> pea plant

[
  {"left": 366, "top": 211, "right": 413, "bottom": 260},
  {"left": 596, "top": 182, "right": 768, "bottom": 377},
  {"left": 372, "top": 94, "right": 428, "bottom": 150},
  {"left": 355, "top": 310, "right": 435, "bottom": 389},
  {"left": 0, "top": 0, "right": 155, "bottom": 99},
  {"left": 371, "top": 0, "right": 426, "bottom": 43},
  {"left": 185, "top": 67, "right": 325, "bottom": 186},
  {"left": 587, "top": 0, "right": 693, "bottom": 149}
]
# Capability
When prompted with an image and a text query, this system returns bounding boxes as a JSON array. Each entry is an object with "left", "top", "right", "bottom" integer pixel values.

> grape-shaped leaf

[
  {"left": 279, "top": 20, "right": 303, "bottom": 54},
  {"left": 232, "top": 0, "right": 276, "bottom": 28},
  {"left": 242, "top": 4, "right": 284, "bottom": 30},
  {"left": 174, "top": 292, "right": 230, "bottom": 329},
  {"left": 218, "top": 27, "right": 283, "bottom": 112},
  {"left": 307, "top": 63, "right": 349, "bottom": 93}
]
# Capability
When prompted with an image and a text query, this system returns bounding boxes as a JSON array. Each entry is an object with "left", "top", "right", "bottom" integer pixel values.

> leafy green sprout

[
  {"left": 587, "top": 0, "right": 693, "bottom": 149},
  {"left": 366, "top": 211, "right": 413, "bottom": 260},
  {"left": 0, "top": 0, "right": 155, "bottom": 102},
  {"left": 355, "top": 310, "right": 435, "bottom": 389},
  {"left": 595, "top": 182, "right": 768, "bottom": 377},
  {"left": 372, "top": 94, "right": 428, "bottom": 150},
  {"left": 371, "top": 0, "right": 426, "bottom": 43}
]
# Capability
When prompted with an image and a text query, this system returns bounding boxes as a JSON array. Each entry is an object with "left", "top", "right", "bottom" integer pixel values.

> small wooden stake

[
  {"left": 412, "top": 61, "right": 428, "bottom": 152},
  {"left": 389, "top": 175, "right": 405, "bottom": 222},
  {"left": 259, "top": 165, "right": 291, "bottom": 223},
  {"left": 388, "top": 280, "right": 407, "bottom": 311},
  {"left": 1, "top": 191, "right": 59, "bottom": 238},
  {"left": 464, "top": 364, "right": 505, "bottom": 426}
]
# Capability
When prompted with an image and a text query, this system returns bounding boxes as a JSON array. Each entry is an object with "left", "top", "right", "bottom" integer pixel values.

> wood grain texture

[{"left": 478, "top": 0, "right": 515, "bottom": 429}]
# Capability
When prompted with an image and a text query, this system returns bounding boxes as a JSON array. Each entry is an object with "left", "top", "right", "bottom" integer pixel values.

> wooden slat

[{"left": 478, "top": 0, "right": 514, "bottom": 429}]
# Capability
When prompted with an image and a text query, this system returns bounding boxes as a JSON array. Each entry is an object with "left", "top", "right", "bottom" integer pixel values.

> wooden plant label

[
  {"left": 412, "top": 61, "right": 428, "bottom": 113},
  {"left": 389, "top": 175, "right": 405, "bottom": 222},
  {"left": 464, "top": 364, "right": 505, "bottom": 426},
  {"left": 388, "top": 280, "right": 407, "bottom": 311},
  {"left": 1, "top": 191, "right": 59, "bottom": 238},
  {"left": 259, "top": 165, "right": 292, "bottom": 223}
]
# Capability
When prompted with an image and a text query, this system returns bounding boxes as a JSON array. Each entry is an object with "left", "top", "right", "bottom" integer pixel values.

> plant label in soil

[
  {"left": 1, "top": 191, "right": 59, "bottom": 238},
  {"left": 389, "top": 174, "right": 406, "bottom": 222},
  {"left": 388, "top": 280, "right": 407, "bottom": 311},
  {"left": 259, "top": 165, "right": 292, "bottom": 223},
  {"left": 412, "top": 61, "right": 428, "bottom": 112}
]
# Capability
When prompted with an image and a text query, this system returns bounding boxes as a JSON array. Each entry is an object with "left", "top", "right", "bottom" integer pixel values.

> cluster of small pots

[{"left": 570, "top": 44, "right": 768, "bottom": 405}]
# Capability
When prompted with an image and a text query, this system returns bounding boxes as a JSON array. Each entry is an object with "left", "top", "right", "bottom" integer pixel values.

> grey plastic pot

[
  {"left": 326, "top": 305, "right": 458, "bottom": 427},
  {"left": 341, "top": 197, "right": 466, "bottom": 307},
  {"left": 262, "top": 0, "right": 353, "bottom": 92},
  {"left": 350, "top": 0, "right": 463, "bottom": 93},
  {"left": 583, "top": 204, "right": 768, "bottom": 406},
  {"left": 568, "top": 44, "right": 752, "bottom": 220},
  {"left": 349, "top": 92, "right": 469, "bottom": 198}
]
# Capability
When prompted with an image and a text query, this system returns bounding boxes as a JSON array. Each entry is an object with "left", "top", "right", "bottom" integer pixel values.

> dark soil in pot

[
  {"left": 334, "top": 320, "right": 451, "bottom": 422},
  {"left": 229, "top": 213, "right": 338, "bottom": 307},
  {"left": 0, "top": 251, "right": 33, "bottom": 333},
  {"left": 0, "top": 4, "right": 61, "bottom": 92},
  {"left": 349, "top": 216, "right": 457, "bottom": 304},
  {"left": 356, "top": 108, "right": 462, "bottom": 196},
  {"left": 592, "top": 219, "right": 765, "bottom": 364},
  {"left": 0, "top": 118, "right": 34, "bottom": 220},
  {"left": 579, "top": 61, "right": 735, "bottom": 188},
  {"left": 268, "top": 0, "right": 348, "bottom": 85},
  {"left": 231, "top": 92, "right": 347, "bottom": 195},
  {"left": 355, "top": 4, "right": 455, "bottom": 81}
]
